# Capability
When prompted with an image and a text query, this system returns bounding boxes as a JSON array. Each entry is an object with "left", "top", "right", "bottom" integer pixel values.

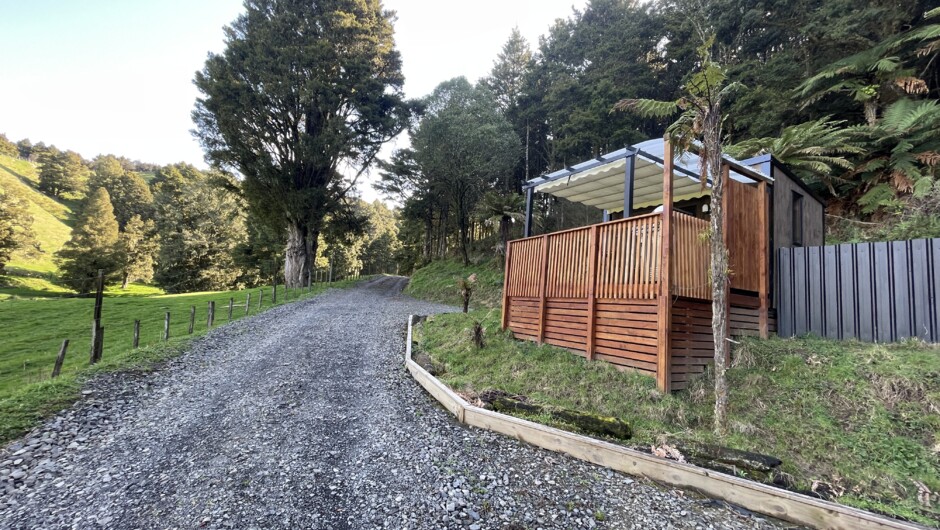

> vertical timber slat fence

[
  {"left": 502, "top": 211, "right": 765, "bottom": 391},
  {"left": 778, "top": 239, "right": 940, "bottom": 342}
]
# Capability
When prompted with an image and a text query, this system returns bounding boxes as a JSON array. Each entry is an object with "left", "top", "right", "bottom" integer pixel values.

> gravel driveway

[{"left": 0, "top": 276, "right": 791, "bottom": 529}]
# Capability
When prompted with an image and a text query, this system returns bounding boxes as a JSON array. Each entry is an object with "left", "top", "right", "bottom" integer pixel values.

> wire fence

[{"left": 3, "top": 264, "right": 391, "bottom": 387}]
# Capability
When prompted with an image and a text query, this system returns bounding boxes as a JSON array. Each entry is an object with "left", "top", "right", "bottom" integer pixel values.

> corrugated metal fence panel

[{"left": 777, "top": 238, "right": 940, "bottom": 343}]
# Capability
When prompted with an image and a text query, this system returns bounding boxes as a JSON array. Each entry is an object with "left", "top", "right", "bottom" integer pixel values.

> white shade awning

[{"left": 529, "top": 138, "right": 769, "bottom": 212}]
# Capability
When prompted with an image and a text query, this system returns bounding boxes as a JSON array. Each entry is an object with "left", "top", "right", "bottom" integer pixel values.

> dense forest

[
  {"left": 380, "top": 0, "right": 940, "bottom": 271},
  {"left": 2, "top": 0, "right": 939, "bottom": 291},
  {"left": 0, "top": 134, "right": 399, "bottom": 294}
]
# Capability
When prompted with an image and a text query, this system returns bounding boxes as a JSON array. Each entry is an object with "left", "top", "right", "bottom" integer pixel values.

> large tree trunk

[
  {"left": 458, "top": 220, "right": 471, "bottom": 266},
  {"left": 284, "top": 221, "right": 309, "bottom": 288},
  {"left": 864, "top": 100, "right": 878, "bottom": 126},
  {"left": 306, "top": 229, "right": 319, "bottom": 286},
  {"left": 498, "top": 216, "right": 511, "bottom": 258},
  {"left": 423, "top": 207, "right": 433, "bottom": 262}
]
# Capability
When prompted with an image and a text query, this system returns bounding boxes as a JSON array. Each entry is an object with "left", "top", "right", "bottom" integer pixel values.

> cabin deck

[{"left": 501, "top": 178, "right": 773, "bottom": 392}]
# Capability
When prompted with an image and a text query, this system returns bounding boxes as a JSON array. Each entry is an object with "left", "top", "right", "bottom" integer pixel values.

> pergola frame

[{"left": 521, "top": 140, "right": 772, "bottom": 238}]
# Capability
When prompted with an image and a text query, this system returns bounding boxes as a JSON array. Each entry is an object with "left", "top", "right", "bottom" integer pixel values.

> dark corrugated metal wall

[{"left": 777, "top": 239, "right": 940, "bottom": 342}]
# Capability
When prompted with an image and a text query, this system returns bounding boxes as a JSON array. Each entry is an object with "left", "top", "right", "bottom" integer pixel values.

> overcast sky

[{"left": 0, "top": 0, "right": 586, "bottom": 201}]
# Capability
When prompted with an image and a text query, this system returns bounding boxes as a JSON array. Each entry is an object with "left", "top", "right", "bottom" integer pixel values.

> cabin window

[{"left": 792, "top": 192, "right": 804, "bottom": 246}]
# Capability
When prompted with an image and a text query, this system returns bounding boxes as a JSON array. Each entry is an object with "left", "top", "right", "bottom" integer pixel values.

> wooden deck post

[
  {"left": 757, "top": 180, "right": 770, "bottom": 338},
  {"left": 656, "top": 138, "right": 675, "bottom": 393},
  {"left": 585, "top": 225, "right": 599, "bottom": 360},
  {"left": 501, "top": 242, "right": 513, "bottom": 330},
  {"left": 721, "top": 165, "right": 732, "bottom": 362},
  {"left": 536, "top": 235, "right": 550, "bottom": 344}
]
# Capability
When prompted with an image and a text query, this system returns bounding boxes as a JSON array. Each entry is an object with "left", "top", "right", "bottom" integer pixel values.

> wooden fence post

[
  {"left": 90, "top": 268, "right": 104, "bottom": 364},
  {"left": 656, "top": 138, "right": 675, "bottom": 393},
  {"left": 164, "top": 312, "right": 170, "bottom": 341},
  {"left": 228, "top": 298, "right": 234, "bottom": 321},
  {"left": 245, "top": 293, "right": 251, "bottom": 314},
  {"left": 586, "top": 225, "right": 599, "bottom": 360},
  {"left": 207, "top": 301, "right": 215, "bottom": 329},
  {"left": 758, "top": 180, "right": 770, "bottom": 338},
  {"left": 95, "top": 327, "right": 104, "bottom": 363},
  {"left": 536, "top": 235, "right": 550, "bottom": 344},
  {"left": 52, "top": 340, "right": 69, "bottom": 378},
  {"left": 501, "top": 241, "right": 513, "bottom": 330},
  {"left": 188, "top": 306, "right": 196, "bottom": 334},
  {"left": 133, "top": 320, "right": 140, "bottom": 348},
  {"left": 89, "top": 322, "right": 99, "bottom": 365},
  {"left": 259, "top": 289, "right": 264, "bottom": 308},
  {"left": 273, "top": 279, "right": 278, "bottom": 304}
]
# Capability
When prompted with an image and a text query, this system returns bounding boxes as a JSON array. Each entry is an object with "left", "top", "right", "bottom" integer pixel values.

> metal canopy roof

[{"left": 526, "top": 138, "right": 770, "bottom": 212}]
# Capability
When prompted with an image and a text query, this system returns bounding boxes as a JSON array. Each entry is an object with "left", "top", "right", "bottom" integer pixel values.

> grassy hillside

[
  {"left": 408, "top": 260, "right": 940, "bottom": 525},
  {"left": 0, "top": 279, "right": 362, "bottom": 442},
  {"left": 405, "top": 259, "right": 504, "bottom": 309},
  {"left": 0, "top": 154, "right": 74, "bottom": 276}
]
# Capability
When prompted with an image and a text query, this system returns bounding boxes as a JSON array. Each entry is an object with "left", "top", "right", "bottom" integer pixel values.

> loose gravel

[{"left": 0, "top": 276, "right": 796, "bottom": 529}]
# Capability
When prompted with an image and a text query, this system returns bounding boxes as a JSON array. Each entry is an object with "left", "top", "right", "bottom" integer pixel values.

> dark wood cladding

[{"left": 772, "top": 165, "right": 824, "bottom": 251}]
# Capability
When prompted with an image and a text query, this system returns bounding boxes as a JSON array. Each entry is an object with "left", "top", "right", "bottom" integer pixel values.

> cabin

[{"left": 500, "top": 138, "right": 824, "bottom": 392}]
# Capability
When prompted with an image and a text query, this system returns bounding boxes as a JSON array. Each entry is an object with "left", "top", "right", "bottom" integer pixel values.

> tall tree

[
  {"left": 0, "top": 134, "right": 17, "bottom": 158},
  {"left": 482, "top": 27, "right": 533, "bottom": 113},
  {"left": 376, "top": 147, "right": 439, "bottom": 264},
  {"left": 15, "top": 139, "right": 32, "bottom": 160},
  {"left": 482, "top": 28, "right": 535, "bottom": 192},
  {"left": 615, "top": 37, "right": 743, "bottom": 435},
  {"left": 115, "top": 215, "right": 159, "bottom": 289},
  {"left": 152, "top": 164, "right": 246, "bottom": 292},
  {"left": 359, "top": 199, "right": 401, "bottom": 274},
  {"left": 0, "top": 185, "right": 36, "bottom": 273},
  {"left": 411, "top": 78, "right": 520, "bottom": 265},
  {"left": 57, "top": 188, "right": 121, "bottom": 294},
  {"left": 38, "top": 149, "right": 90, "bottom": 198},
  {"left": 192, "top": 0, "right": 410, "bottom": 287},
  {"left": 90, "top": 155, "right": 154, "bottom": 227}
]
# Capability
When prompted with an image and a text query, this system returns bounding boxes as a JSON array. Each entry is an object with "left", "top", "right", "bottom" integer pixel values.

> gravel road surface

[{"left": 0, "top": 276, "right": 792, "bottom": 529}]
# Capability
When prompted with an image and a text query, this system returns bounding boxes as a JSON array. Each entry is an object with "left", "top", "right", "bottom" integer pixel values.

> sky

[{"left": 0, "top": 0, "right": 587, "bottom": 202}]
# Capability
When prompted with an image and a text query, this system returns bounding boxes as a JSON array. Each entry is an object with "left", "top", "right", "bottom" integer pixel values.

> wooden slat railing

[
  {"left": 505, "top": 211, "right": 714, "bottom": 305},
  {"left": 545, "top": 226, "right": 592, "bottom": 298},
  {"left": 671, "top": 212, "right": 711, "bottom": 300},
  {"left": 596, "top": 213, "right": 662, "bottom": 299},
  {"left": 505, "top": 237, "right": 543, "bottom": 298}
]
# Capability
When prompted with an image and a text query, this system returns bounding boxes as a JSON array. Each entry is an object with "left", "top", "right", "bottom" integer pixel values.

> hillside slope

[{"left": 0, "top": 154, "right": 73, "bottom": 275}]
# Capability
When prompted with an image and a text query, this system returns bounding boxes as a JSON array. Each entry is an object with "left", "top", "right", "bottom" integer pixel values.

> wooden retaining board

[{"left": 405, "top": 315, "right": 925, "bottom": 530}]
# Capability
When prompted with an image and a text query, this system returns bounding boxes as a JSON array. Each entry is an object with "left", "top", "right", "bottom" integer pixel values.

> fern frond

[
  {"left": 881, "top": 99, "right": 940, "bottom": 132},
  {"left": 612, "top": 98, "right": 680, "bottom": 118}
]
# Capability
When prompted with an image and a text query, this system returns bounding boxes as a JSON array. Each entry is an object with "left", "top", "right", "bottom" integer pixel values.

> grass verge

[
  {"left": 0, "top": 278, "right": 364, "bottom": 444},
  {"left": 416, "top": 309, "right": 940, "bottom": 525},
  {"left": 404, "top": 259, "right": 504, "bottom": 310}
]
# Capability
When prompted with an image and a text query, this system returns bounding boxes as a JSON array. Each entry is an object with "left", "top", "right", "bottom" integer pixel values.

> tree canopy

[
  {"left": 56, "top": 187, "right": 121, "bottom": 294},
  {"left": 193, "top": 0, "right": 410, "bottom": 287}
]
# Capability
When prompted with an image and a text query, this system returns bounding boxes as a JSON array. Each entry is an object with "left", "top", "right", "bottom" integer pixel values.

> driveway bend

[{"left": 0, "top": 276, "right": 788, "bottom": 529}]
